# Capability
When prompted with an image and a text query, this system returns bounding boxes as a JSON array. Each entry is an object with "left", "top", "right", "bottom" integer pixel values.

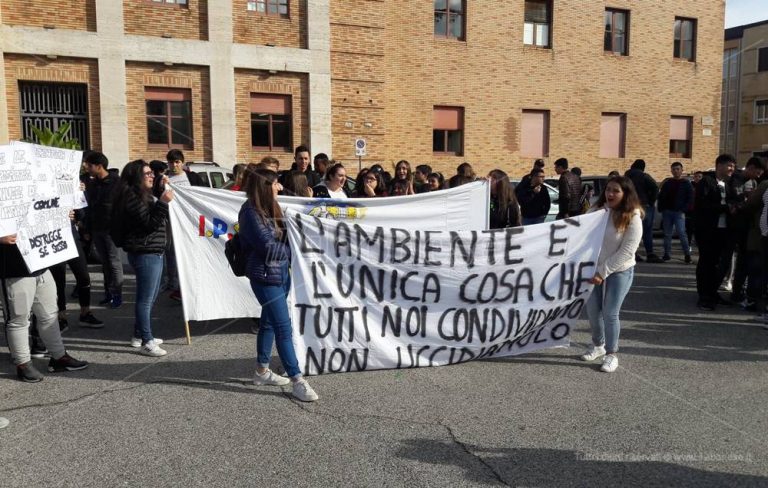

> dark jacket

[
  {"left": 625, "top": 168, "right": 659, "bottom": 206},
  {"left": 693, "top": 175, "right": 738, "bottom": 231},
  {"left": 489, "top": 197, "right": 521, "bottom": 229},
  {"left": 0, "top": 243, "right": 43, "bottom": 278},
  {"left": 239, "top": 201, "right": 291, "bottom": 286},
  {"left": 119, "top": 189, "right": 169, "bottom": 254},
  {"left": 658, "top": 178, "right": 694, "bottom": 213},
  {"left": 84, "top": 173, "right": 121, "bottom": 233},
  {"left": 312, "top": 183, "right": 351, "bottom": 199},
  {"left": 516, "top": 184, "right": 551, "bottom": 219},
  {"left": 558, "top": 171, "right": 582, "bottom": 215}
]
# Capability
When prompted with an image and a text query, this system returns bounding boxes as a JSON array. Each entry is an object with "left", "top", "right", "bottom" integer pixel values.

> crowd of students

[{"left": 2, "top": 141, "right": 766, "bottom": 398}]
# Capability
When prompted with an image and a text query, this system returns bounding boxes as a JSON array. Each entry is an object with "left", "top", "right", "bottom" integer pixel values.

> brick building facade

[
  {"left": 721, "top": 20, "right": 768, "bottom": 163},
  {"left": 0, "top": 1, "right": 723, "bottom": 179}
]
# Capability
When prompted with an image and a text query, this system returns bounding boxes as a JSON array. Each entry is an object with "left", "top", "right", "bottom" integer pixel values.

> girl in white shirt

[{"left": 581, "top": 176, "right": 644, "bottom": 373}]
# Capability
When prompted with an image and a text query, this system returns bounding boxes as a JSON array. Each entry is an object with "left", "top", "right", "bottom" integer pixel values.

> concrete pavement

[{"left": 1, "top": 253, "right": 767, "bottom": 487}]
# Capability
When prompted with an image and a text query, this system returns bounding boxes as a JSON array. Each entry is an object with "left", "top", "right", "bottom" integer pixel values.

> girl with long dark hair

[
  {"left": 487, "top": 169, "right": 521, "bottom": 229},
  {"left": 581, "top": 176, "right": 643, "bottom": 373},
  {"left": 114, "top": 160, "right": 174, "bottom": 356},
  {"left": 239, "top": 167, "right": 318, "bottom": 402},
  {"left": 388, "top": 160, "right": 415, "bottom": 195}
]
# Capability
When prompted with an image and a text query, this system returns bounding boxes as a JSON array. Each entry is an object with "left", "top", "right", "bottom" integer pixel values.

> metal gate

[{"left": 19, "top": 82, "right": 90, "bottom": 149}]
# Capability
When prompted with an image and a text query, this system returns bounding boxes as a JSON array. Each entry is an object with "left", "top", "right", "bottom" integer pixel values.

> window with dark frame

[
  {"left": 524, "top": 0, "right": 551, "bottom": 48},
  {"left": 145, "top": 87, "right": 193, "bottom": 149},
  {"left": 247, "top": 0, "right": 289, "bottom": 17},
  {"left": 604, "top": 8, "right": 629, "bottom": 55},
  {"left": 758, "top": 47, "right": 768, "bottom": 72},
  {"left": 251, "top": 93, "right": 292, "bottom": 151},
  {"left": 433, "top": 106, "right": 464, "bottom": 155},
  {"left": 669, "top": 116, "right": 692, "bottom": 158},
  {"left": 674, "top": 17, "right": 696, "bottom": 61},
  {"left": 434, "top": 0, "right": 465, "bottom": 40}
]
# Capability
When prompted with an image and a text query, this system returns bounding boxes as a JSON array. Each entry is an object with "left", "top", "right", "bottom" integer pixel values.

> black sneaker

[
  {"left": 697, "top": 300, "right": 715, "bottom": 311},
  {"left": 17, "top": 362, "right": 44, "bottom": 383},
  {"left": 684, "top": 254, "right": 692, "bottom": 264},
  {"left": 662, "top": 254, "right": 671, "bottom": 261},
  {"left": 98, "top": 293, "right": 112, "bottom": 306},
  {"left": 79, "top": 312, "right": 104, "bottom": 328},
  {"left": 30, "top": 345, "right": 50, "bottom": 359},
  {"left": 48, "top": 353, "right": 89, "bottom": 373},
  {"left": 646, "top": 253, "right": 664, "bottom": 263}
]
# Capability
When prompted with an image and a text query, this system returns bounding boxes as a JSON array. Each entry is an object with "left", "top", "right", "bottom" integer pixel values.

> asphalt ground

[{"left": 1, "top": 243, "right": 767, "bottom": 487}]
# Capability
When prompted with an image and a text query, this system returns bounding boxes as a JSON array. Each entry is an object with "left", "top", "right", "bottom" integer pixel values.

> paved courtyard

[{"left": 1, "top": 251, "right": 767, "bottom": 487}]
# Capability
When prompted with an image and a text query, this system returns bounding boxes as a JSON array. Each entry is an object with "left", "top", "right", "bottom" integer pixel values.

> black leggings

[{"left": 50, "top": 224, "right": 91, "bottom": 312}]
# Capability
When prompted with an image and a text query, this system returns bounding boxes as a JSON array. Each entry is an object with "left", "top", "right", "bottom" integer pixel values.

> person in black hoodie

[
  {"left": 1, "top": 235, "right": 88, "bottom": 382},
  {"left": 516, "top": 167, "right": 551, "bottom": 225},
  {"left": 625, "top": 159, "right": 661, "bottom": 263},
  {"left": 693, "top": 154, "right": 738, "bottom": 310},
  {"left": 83, "top": 151, "right": 124, "bottom": 307},
  {"left": 113, "top": 160, "right": 174, "bottom": 357}
]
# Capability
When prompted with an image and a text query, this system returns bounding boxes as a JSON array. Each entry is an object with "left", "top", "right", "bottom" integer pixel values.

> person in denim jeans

[
  {"left": 658, "top": 162, "right": 694, "bottom": 263},
  {"left": 113, "top": 160, "right": 174, "bottom": 357},
  {"left": 581, "top": 176, "right": 643, "bottom": 373},
  {"left": 239, "top": 166, "right": 318, "bottom": 402}
]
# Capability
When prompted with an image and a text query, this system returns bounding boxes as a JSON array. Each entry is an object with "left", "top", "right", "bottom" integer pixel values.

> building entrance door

[{"left": 19, "top": 81, "right": 90, "bottom": 149}]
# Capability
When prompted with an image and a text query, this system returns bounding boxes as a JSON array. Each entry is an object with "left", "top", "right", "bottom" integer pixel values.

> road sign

[{"left": 355, "top": 138, "right": 366, "bottom": 157}]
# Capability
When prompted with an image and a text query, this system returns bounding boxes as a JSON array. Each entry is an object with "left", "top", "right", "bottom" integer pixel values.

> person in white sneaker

[
  {"left": 239, "top": 166, "right": 318, "bottom": 402},
  {"left": 581, "top": 176, "right": 643, "bottom": 373},
  {"left": 112, "top": 160, "right": 174, "bottom": 358}
]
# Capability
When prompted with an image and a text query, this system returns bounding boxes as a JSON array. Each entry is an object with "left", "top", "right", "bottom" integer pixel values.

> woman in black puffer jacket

[{"left": 113, "top": 160, "right": 174, "bottom": 357}]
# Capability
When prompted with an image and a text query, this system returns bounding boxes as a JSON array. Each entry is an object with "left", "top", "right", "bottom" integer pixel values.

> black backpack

[
  {"left": 225, "top": 233, "right": 247, "bottom": 277},
  {"left": 109, "top": 185, "right": 129, "bottom": 248}
]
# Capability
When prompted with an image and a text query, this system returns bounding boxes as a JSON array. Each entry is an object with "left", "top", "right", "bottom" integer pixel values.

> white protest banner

[
  {"left": 286, "top": 210, "right": 608, "bottom": 375},
  {"left": 0, "top": 144, "right": 35, "bottom": 237},
  {"left": 9, "top": 143, "right": 83, "bottom": 272},
  {"left": 169, "top": 182, "right": 490, "bottom": 322}
]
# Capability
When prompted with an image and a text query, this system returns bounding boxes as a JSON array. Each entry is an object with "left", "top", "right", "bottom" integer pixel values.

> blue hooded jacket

[{"left": 238, "top": 200, "right": 291, "bottom": 285}]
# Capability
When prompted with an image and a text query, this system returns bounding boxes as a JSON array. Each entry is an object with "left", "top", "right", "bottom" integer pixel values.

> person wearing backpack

[
  {"left": 112, "top": 160, "right": 174, "bottom": 357},
  {"left": 238, "top": 166, "right": 319, "bottom": 402},
  {"left": 83, "top": 151, "right": 124, "bottom": 308}
]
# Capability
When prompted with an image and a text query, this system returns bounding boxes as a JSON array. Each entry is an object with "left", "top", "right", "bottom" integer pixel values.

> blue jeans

[
  {"left": 641, "top": 205, "right": 655, "bottom": 254},
  {"left": 586, "top": 267, "right": 634, "bottom": 354},
  {"left": 250, "top": 264, "right": 301, "bottom": 378},
  {"left": 522, "top": 216, "right": 546, "bottom": 226},
  {"left": 127, "top": 253, "right": 164, "bottom": 344},
  {"left": 662, "top": 210, "right": 691, "bottom": 257}
]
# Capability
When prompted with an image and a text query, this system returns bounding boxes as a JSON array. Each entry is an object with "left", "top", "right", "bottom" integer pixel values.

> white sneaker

[
  {"left": 600, "top": 354, "right": 619, "bottom": 373},
  {"left": 292, "top": 379, "right": 319, "bottom": 402},
  {"left": 253, "top": 369, "right": 290, "bottom": 386},
  {"left": 580, "top": 345, "right": 606, "bottom": 361},
  {"left": 130, "top": 337, "right": 163, "bottom": 348},
  {"left": 139, "top": 340, "right": 167, "bottom": 357}
]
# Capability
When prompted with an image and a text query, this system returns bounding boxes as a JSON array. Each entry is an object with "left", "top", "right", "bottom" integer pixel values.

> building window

[
  {"left": 756, "top": 100, "right": 768, "bottom": 124},
  {"left": 434, "top": 0, "right": 465, "bottom": 40},
  {"left": 604, "top": 9, "right": 629, "bottom": 55},
  {"left": 524, "top": 0, "right": 551, "bottom": 48},
  {"left": 759, "top": 48, "right": 768, "bottom": 72},
  {"left": 669, "top": 116, "right": 692, "bottom": 158},
  {"left": 251, "top": 94, "right": 292, "bottom": 151},
  {"left": 520, "top": 110, "right": 550, "bottom": 158},
  {"left": 145, "top": 88, "right": 193, "bottom": 149},
  {"left": 247, "top": 0, "right": 289, "bottom": 17},
  {"left": 433, "top": 106, "right": 464, "bottom": 155},
  {"left": 599, "top": 113, "right": 627, "bottom": 158},
  {"left": 674, "top": 17, "right": 696, "bottom": 61},
  {"left": 150, "top": 0, "right": 188, "bottom": 5}
]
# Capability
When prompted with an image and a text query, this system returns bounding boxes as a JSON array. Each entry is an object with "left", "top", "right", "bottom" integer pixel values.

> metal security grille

[{"left": 19, "top": 82, "right": 90, "bottom": 149}]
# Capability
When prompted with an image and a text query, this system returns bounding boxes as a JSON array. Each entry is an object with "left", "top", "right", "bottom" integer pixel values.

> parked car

[
  {"left": 510, "top": 180, "right": 560, "bottom": 222},
  {"left": 187, "top": 162, "right": 233, "bottom": 189}
]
